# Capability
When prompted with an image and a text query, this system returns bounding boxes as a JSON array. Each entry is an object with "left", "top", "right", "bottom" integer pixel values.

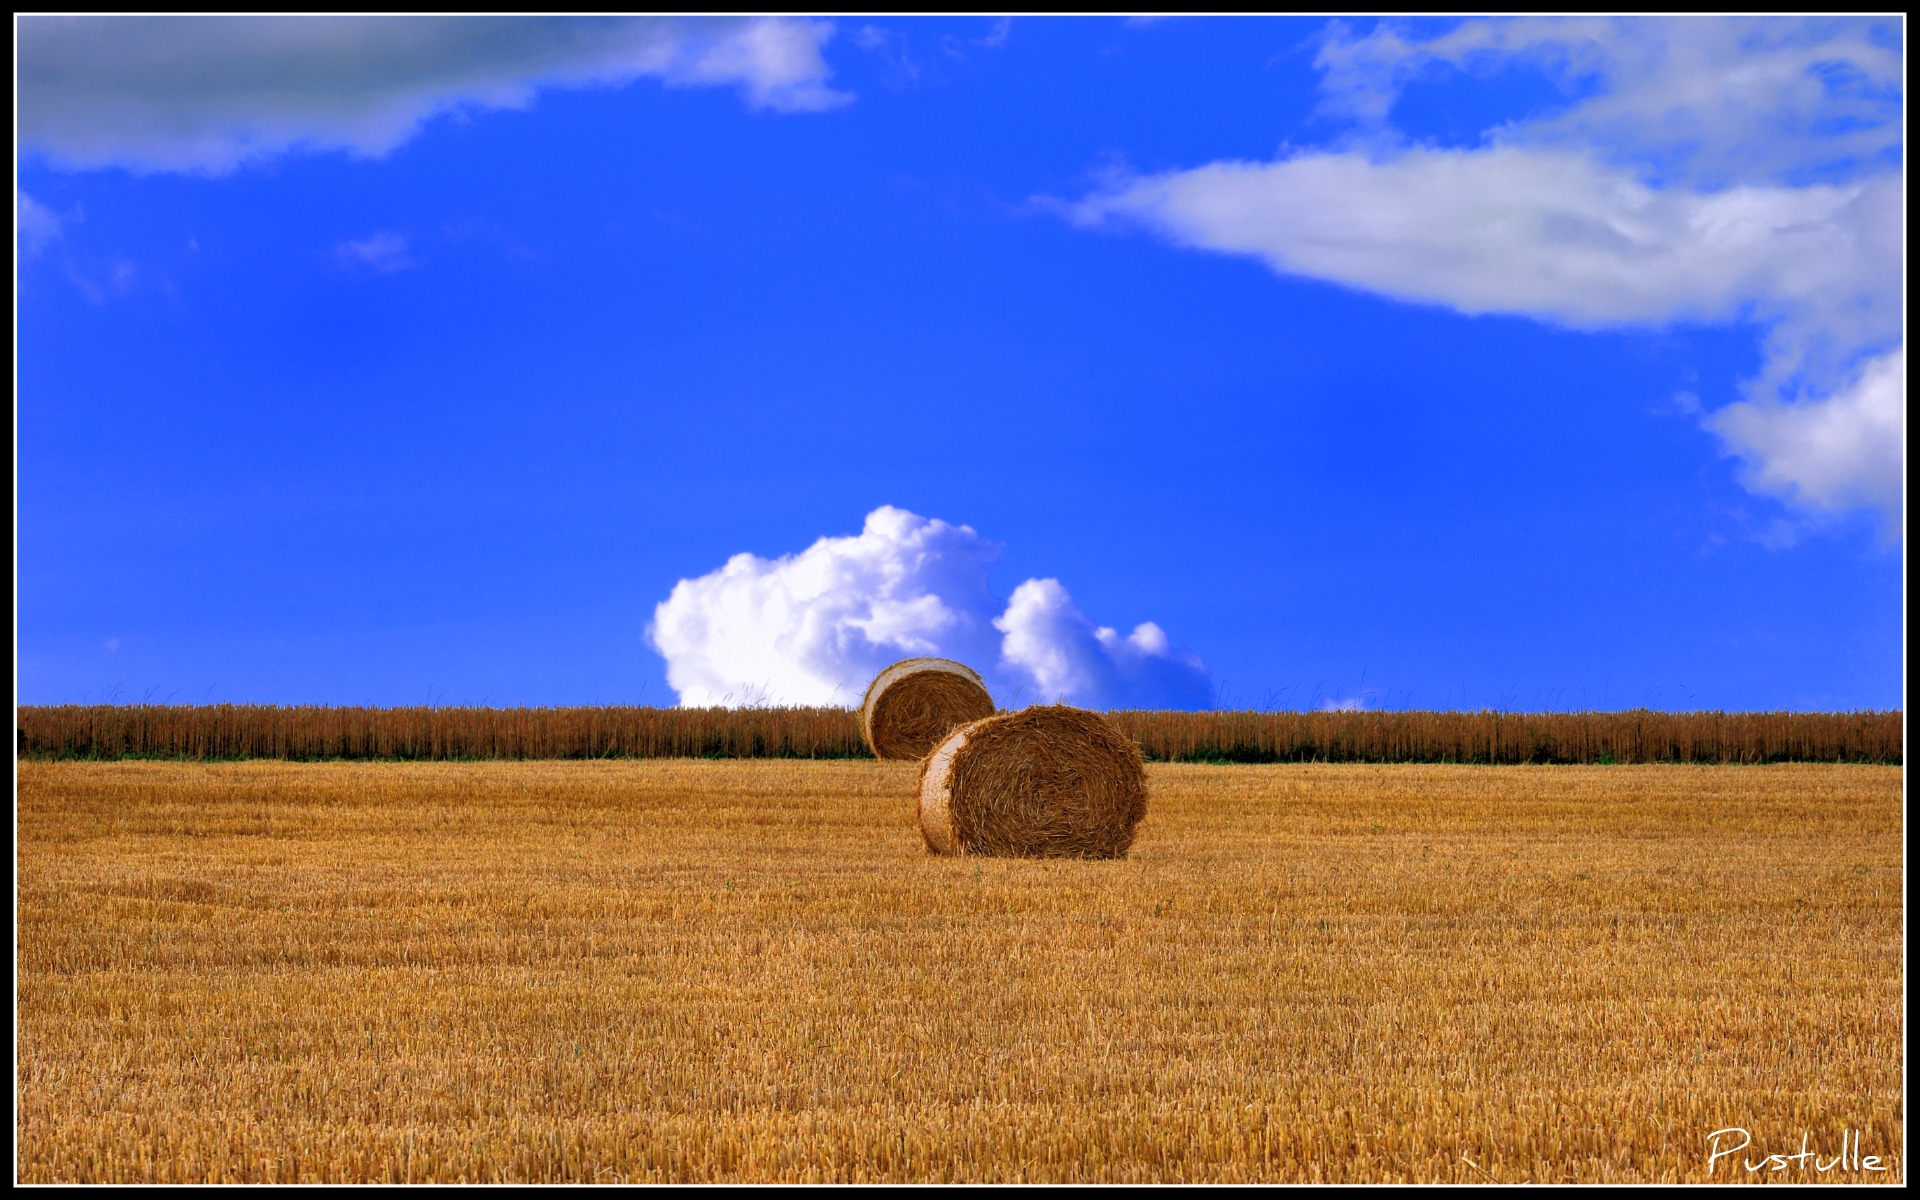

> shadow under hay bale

[
  {"left": 860, "top": 658, "right": 997, "bottom": 761},
  {"left": 919, "top": 705, "right": 1148, "bottom": 859}
]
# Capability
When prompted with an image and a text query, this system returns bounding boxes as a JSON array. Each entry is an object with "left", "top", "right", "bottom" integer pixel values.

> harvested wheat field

[{"left": 15, "top": 760, "right": 1904, "bottom": 1183}]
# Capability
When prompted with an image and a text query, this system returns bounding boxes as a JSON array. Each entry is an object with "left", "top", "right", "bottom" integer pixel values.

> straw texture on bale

[
  {"left": 859, "top": 658, "right": 997, "bottom": 761},
  {"left": 919, "top": 705, "right": 1149, "bottom": 858}
]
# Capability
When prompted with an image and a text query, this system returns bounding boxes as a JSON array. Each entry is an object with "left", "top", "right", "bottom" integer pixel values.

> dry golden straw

[
  {"left": 920, "top": 705, "right": 1148, "bottom": 858},
  {"left": 16, "top": 760, "right": 1904, "bottom": 1182},
  {"left": 859, "top": 658, "right": 996, "bottom": 761}
]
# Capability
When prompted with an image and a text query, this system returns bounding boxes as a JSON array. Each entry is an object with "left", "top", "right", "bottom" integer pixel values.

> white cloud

[
  {"left": 647, "top": 506, "right": 1212, "bottom": 709},
  {"left": 1075, "top": 149, "right": 1893, "bottom": 332},
  {"left": 996, "top": 579, "right": 1211, "bottom": 710},
  {"left": 1709, "top": 346, "right": 1905, "bottom": 531},
  {"left": 18, "top": 15, "right": 850, "bottom": 175},
  {"left": 1313, "top": 16, "right": 1903, "bottom": 187},
  {"left": 18, "top": 190, "right": 70, "bottom": 256},
  {"left": 335, "top": 231, "right": 415, "bottom": 273},
  {"left": 665, "top": 16, "right": 851, "bottom": 112},
  {"left": 1066, "top": 16, "right": 1905, "bottom": 534}
]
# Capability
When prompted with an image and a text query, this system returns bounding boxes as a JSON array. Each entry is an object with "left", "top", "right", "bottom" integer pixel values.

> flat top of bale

[
  {"left": 858, "top": 658, "right": 987, "bottom": 711},
  {"left": 860, "top": 658, "right": 997, "bottom": 761}
]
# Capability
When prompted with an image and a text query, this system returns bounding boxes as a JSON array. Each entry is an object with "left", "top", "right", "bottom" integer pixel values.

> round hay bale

[
  {"left": 860, "top": 657, "right": 997, "bottom": 761},
  {"left": 918, "top": 705, "right": 1148, "bottom": 858}
]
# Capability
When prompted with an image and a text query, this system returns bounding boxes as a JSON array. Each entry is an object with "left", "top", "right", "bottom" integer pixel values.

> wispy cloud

[
  {"left": 1075, "top": 151, "right": 1892, "bottom": 332},
  {"left": 21, "top": 188, "right": 167, "bottom": 305},
  {"left": 334, "top": 231, "right": 416, "bottom": 273},
  {"left": 647, "top": 506, "right": 1211, "bottom": 710},
  {"left": 1311, "top": 16, "right": 1902, "bottom": 186},
  {"left": 66, "top": 257, "right": 141, "bottom": 305},
  {"left": 17, "top": 189, "right": 71, "bottom": 256},
  {"left": 18, "top": 16, "right": 852, "bottom": 175},
  {"left": 1065, "top": 16, "right": 1904, "bottom": 535},
  {"left": 853, "top": 24, "right": 922, "bottom": 86}
]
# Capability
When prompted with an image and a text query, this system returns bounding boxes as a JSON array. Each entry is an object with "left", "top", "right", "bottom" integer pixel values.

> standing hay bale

[
  {"left": 919, "top": 705, "right": 1148, "bottom": 858},
  {"left": 860, "top": 658, "right": 997, "bottom": 761}
]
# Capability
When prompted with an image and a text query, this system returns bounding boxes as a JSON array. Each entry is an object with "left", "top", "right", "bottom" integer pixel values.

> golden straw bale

[
  {"left": 919, "top": 705, "right": 1148, "bottom": 858},
  {"left": 859, "top": 658, "right": 997, "bottom": 760}
]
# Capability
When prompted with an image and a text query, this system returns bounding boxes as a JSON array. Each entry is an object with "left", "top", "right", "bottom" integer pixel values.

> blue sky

[{"left": 15, "top": 16, "right": 1905, "bottom": 711}]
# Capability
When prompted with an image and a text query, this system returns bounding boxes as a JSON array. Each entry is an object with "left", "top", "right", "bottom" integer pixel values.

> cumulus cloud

[
  {"left": 995, "top": 579, "right": 1211, "bottom": 711},
  {"left": 17, "top": 15, "right": 850, "bottom": 174},
  {"left": 1709, "top": 346, "right": 1905, "bottom": 529},
  {"left": 648, "top": 506, "right": 1211, "bottom": 709},
  {"left": 1068, "top": 16, "right": 1904, "bottom": 533}
]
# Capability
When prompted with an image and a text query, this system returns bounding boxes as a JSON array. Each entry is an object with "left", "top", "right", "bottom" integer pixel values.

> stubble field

[{"left": 15, "top": 759, "right": 1904, "bottom": 1183}]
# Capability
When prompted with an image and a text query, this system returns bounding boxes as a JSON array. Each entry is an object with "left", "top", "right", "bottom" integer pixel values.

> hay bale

[
  {"left": 919, "top": 705, "right": 1148, "bottom": 858},
  {"left": 860, "top": 657, "right": 997, "bottom": 761}
]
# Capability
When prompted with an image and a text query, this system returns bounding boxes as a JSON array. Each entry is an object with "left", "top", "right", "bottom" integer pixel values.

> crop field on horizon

[
  {"left": 16, "top": 704, "right": 1903, "bottom": 764},
  {"left": 16, "top": 759, "right": 1905, "bottom": 1183}
]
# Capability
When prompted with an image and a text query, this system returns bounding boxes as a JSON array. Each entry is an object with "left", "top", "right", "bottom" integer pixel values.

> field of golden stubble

[{"left": 16, "top": 759, "right": 1904, "bottom": 1183}]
